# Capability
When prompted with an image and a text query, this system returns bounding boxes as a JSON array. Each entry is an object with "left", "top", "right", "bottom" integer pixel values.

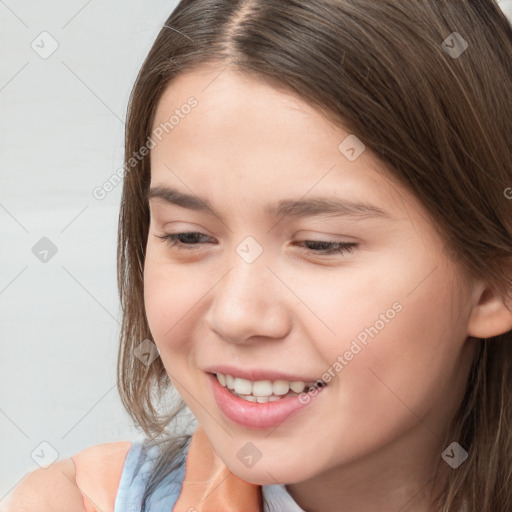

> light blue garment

[
  {"left": 113, "top": 439, "right": 306, "bottom": 512},
  {"left": 113, "top": 439, "right": 189, "bottom": 512}
]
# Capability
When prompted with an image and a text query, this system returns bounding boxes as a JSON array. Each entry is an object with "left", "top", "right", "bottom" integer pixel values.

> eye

[
  {"left": 156, "top": 232, "right": 214, "bottom": 250},
  {"left": 157, "top": 232, "right": 357, "bottom": 255},
  {"left": 294, "top": 239, "right": 357, "bottom": 255}
]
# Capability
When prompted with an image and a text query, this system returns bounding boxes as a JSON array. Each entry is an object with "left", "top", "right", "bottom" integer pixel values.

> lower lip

[{"left": 208, "top": 373, "right": 325, "bottom": 429}]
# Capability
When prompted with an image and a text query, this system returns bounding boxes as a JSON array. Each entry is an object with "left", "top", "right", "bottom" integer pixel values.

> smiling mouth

[{"left": 213, "top": 372, "right": 327, "bottom": 403}]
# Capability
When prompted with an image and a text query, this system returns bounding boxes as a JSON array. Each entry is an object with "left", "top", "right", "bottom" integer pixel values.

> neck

[{"left": 285, "top": 422, "right": 449, "bottom": 512}]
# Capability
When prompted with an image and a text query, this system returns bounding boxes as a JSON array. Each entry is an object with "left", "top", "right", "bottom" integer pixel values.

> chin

[{"left": 227, "top": 460, "right": 313, "bottom": 486}]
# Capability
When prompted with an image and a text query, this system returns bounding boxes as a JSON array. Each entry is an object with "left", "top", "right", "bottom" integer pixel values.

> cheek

[
  {"left": 321, "top": 264, "right": 467, "bottom": 431},
  {"left": 143, "top": 245, "right": 199, "bottom": 355}
]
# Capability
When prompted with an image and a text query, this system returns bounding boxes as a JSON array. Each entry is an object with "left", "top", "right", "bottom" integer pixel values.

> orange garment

[{"left": 71, "top": 425, "right": 262, "bottom": 512}]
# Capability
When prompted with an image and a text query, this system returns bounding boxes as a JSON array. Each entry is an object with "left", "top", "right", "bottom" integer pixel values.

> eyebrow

[{"left": 147, "top": 185, "right": 392, "bottom": 221}]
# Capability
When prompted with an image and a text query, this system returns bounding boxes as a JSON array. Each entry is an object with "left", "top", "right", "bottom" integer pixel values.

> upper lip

[{"left": 204, "top": 364, "right": 326, "bottom": 384}]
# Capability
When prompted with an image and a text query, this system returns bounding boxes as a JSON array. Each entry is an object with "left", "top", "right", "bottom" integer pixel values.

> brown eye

[
  {"left": 297, "top": 240, "right": 357, "bottom": 255},
  {"left": 157, "top": 232, "right": 213, "bottom": 250}
]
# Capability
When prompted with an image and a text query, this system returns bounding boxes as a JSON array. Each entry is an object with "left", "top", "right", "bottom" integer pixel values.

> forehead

[
  {"left": 152, "top": 63, "right": 315, "bottom": 130},
  {"left": 149, "top": 65, "right": 419, "bottom": 226}
]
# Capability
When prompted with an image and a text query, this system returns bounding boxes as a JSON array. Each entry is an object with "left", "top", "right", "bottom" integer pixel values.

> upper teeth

[{"left": 216, "top": 372, "right": 315, "bottom": 396}]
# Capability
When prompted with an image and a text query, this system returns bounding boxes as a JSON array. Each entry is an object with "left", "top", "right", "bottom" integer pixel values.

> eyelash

[{"left": 156, "top": 232, "right": 357, "bottom": 256}]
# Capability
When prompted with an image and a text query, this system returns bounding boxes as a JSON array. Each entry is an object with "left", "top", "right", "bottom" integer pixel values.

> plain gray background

[{"left": 0, "top": 0, "right": 186, "bottom": 499}]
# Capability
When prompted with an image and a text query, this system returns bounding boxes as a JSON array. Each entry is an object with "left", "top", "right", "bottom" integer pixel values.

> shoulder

[
  {"left": 0, "top": 457, "right": 84, "bottom": 512},
  {"left": 72, "top": 440, "right": 133, "bottom": 512},
  {"left": 0, "top": 441, "right": 133, "bottom": 512}
]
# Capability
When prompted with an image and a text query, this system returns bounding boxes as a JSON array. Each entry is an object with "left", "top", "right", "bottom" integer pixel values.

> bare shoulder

[
  {"left": 0, "top": 440, "right": 132, "bottom": 512},
  {"left": 0, "top": 457, "right": 86, "bottom": 512}
]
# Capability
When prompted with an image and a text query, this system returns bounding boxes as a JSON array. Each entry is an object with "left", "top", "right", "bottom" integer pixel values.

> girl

[{"left": 4, "top": 0, "right": 512, "bottom": 511}]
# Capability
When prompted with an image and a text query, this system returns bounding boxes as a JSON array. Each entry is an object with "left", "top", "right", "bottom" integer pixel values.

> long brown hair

[{"left": 116, "top": 1, "right": 512, "bottom": 510}]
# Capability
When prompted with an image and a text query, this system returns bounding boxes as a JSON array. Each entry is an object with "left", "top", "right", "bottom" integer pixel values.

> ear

[{"left": 467, "top": 279, "right": 512, "bottom": 339}]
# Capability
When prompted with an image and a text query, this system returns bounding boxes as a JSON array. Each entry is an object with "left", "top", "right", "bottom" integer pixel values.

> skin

[{"left": 143, "top": 63, "right": 512, "bottom": 512}]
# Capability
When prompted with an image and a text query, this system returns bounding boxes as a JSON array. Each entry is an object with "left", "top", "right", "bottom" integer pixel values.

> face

[{"left": 143, "top": 63, "right": 477, "bottom": 486}]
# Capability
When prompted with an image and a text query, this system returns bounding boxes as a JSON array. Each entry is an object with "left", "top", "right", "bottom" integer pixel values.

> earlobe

[{"left": 467, "top": 283, "right": 512, "bottom": 339}]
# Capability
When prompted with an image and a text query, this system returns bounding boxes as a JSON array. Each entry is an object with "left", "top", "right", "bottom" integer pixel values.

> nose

[{"left": 205, "top": 248, "right": 291, "bottom": 345}]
